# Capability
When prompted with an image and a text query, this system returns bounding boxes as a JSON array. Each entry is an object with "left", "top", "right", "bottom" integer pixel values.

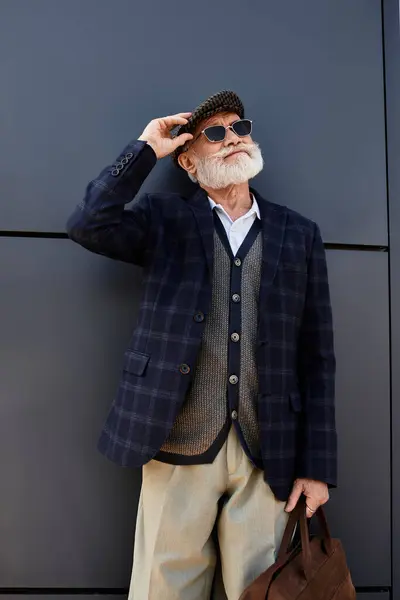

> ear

[{"left": 178, "top": 151, "right": 197, "bottom": 175}]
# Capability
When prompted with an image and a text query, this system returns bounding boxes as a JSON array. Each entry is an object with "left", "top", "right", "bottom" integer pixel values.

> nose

[{"left": 223, "top": 126, "right": 240, "bottom": 146}]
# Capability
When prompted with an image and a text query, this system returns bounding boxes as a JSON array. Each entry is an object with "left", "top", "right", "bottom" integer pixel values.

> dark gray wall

[
  {"left": 0, "top": 0, "right": 386, "bottom": 244},
  {"left": 0, "top": 239, "right": 141, "bottom": 588},
  {"left": 385, "top": 1, "right": 400, "bottom": 600},
  {"left": 0, "top": 0, "right": 394, "bottom": 597}
]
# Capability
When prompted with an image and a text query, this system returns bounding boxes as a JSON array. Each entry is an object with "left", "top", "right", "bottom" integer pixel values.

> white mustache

[{"left": 213, "top": 145, "right": 252, "bottom": 159}]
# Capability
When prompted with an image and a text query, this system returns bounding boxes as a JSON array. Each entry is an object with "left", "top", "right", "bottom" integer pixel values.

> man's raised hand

[{"left": 138, "top": 112, "right": 193, "bottom": 159}]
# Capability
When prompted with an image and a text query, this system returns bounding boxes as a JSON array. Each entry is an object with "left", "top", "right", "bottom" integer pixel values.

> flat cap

[{"left": 172, "top": 90, "right": 245, "bottom": 167}]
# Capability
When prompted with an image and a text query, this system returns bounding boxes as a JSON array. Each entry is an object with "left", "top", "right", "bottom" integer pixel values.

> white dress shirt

[{"left": 208, "top": 193, "right": 261, "bottom": 255}]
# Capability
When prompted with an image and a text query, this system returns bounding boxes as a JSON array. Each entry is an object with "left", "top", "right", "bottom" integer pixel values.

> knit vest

[{"left": 157, "top": 212, "right": 263, "bottom": 465}]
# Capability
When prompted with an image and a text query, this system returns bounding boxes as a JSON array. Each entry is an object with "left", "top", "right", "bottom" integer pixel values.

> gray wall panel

[
  {"left": 0, "top": 239, "right": 141, "bottom": 587},
  {"left": 357, "top": 595, "right": 390, "bottom": 600},
  {"left": 324, "top": 251, "right": 391, "bottom": 586},
  {"left": 0, "top": 0, "right": 386, "bottom": 245},
  {"left": 384, "top": 1, "right": 400, "bottom": 599}
]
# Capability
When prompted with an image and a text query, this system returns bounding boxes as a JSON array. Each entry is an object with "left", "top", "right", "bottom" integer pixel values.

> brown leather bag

[{"left": 239, "top": 496, "right": 356, "bottom": 600}]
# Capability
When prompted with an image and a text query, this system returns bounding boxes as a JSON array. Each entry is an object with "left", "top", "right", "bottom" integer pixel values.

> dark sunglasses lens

[
  {"left": 204, "top": 125, "right": 226, "bottom": 142},
  {"left": 232, "top": 119, "right": 252, "bottom": 137}
]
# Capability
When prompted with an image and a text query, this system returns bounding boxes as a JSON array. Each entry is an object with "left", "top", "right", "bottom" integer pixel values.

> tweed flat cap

[{"left": 172, "top": 90, "right": 245, "bottom": 167}]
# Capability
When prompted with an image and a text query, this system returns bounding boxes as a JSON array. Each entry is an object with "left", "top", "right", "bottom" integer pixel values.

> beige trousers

[{"left": 128, "top": 426, "right": 289, "bottom": 600}]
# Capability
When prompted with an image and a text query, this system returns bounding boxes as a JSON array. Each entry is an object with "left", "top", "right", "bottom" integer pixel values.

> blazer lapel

[
  {"left": 187, "top": 186, "right": 215, "bottom": 279},
  {"left": 250, "top": 187, "right": 287, "bottom": 302}
]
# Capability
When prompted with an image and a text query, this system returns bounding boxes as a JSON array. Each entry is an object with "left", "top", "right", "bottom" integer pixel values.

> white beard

[{"left": 192, "top": 141, "right": 264, "bottom": 189}]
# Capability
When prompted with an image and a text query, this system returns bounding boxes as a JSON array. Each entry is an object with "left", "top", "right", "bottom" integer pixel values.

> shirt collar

[{"left": 208, "top": 193, "right": 261, "bottom": 220}]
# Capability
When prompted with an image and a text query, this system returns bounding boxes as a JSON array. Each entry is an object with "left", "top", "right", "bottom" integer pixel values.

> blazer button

[
  {"left": 179, "top": 363, "right": 190, "bottom": 374},
  {"left": 193, "top": 311, "right": 205, "bottom": 323}
]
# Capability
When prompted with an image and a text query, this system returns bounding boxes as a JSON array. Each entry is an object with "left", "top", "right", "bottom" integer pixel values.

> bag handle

[
  {"left": 277, "top": 495, "right": 334, "bottom": 581},
  {"left": 239, "top": 496, "right": 335, "bottom": 599}
]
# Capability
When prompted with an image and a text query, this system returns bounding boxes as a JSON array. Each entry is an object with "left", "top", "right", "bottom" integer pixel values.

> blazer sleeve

[
  {"left": 66, "top": 140, "right": 157, "bottom": 266},
  {"left": 296, "top": 222, "right": 338, "bottom": 488}
]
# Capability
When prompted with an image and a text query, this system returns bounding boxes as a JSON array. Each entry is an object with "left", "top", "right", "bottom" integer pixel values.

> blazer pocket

[
  {"left": 289, "top": 390, "right": 302, "bottom": 413},
  {"left": 122, "top": 349, "right": 150, "bottom": 377}
]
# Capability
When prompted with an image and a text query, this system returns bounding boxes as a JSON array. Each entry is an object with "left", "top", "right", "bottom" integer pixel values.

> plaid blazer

[{"left": 66, "top": 140, "right": 337, "bottom": 501}]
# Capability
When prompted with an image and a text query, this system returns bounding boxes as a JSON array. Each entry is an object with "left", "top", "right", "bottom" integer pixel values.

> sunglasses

[{"left": 188, "top": 118, "right": 253, "bottom": 147}]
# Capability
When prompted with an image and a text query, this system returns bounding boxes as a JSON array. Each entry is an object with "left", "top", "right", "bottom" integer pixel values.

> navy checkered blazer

[{"left": 66, "top": 140, "right": 337, "bottom": 501}]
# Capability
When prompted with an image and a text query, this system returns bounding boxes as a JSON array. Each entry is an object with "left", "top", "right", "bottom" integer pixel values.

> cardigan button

[
  {"left": 229, "top": 374, "right": 238, "bottom": 385},
  {"left": 232, "top": 294, "right": 241, "bottom": 303},
  {"left": 193, "top": 311, "right": 205, "bottom": 323},
  {"left": 179, "top": 363, "right": 190, "bottom": 374},
  {"left": 234, "top": 258, "right": 242, "bottom": 267}
]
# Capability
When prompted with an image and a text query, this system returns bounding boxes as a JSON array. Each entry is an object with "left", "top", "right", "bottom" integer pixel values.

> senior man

[{"left": 66, "top": 90, "right": 337, "bottom": 600}]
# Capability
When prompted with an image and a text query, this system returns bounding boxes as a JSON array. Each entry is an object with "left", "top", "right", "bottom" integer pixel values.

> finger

[
  {"left": 172, "top": 133, "right": 193, "bottom": 150},
  {"left": 305, "top": 495, "right": 319, "bottom": 515},
  {"left": 306, "top": 503, "right": 318, "bottom": 519},
  {"left": 285, "top": 487, "right": 302, "bottom": 512},
  {"left": 162, "top": 119, "right": 191, "bottom": 134},
  {"left": 162, "top": 114, "right": 192, "bottom": 127},
  {"left": 170, "top": 112, "right": 193, "bottom": 118}
]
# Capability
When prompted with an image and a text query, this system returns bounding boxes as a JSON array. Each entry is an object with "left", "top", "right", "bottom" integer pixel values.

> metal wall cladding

[
  {"left": 0, "top": 238, "right": 143, "bottom": 587},
  {"left": 356, "top": 596, "right": 390, "bottom": 600},
  {"left": 321, "top": 251, "right": 390, "bottom": 587},
  {"left": 0, "top": 0, "right": 386, "bottom": 244},
  {"left": 384, "top": 2, "right": 400, "bottom": 599}
]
